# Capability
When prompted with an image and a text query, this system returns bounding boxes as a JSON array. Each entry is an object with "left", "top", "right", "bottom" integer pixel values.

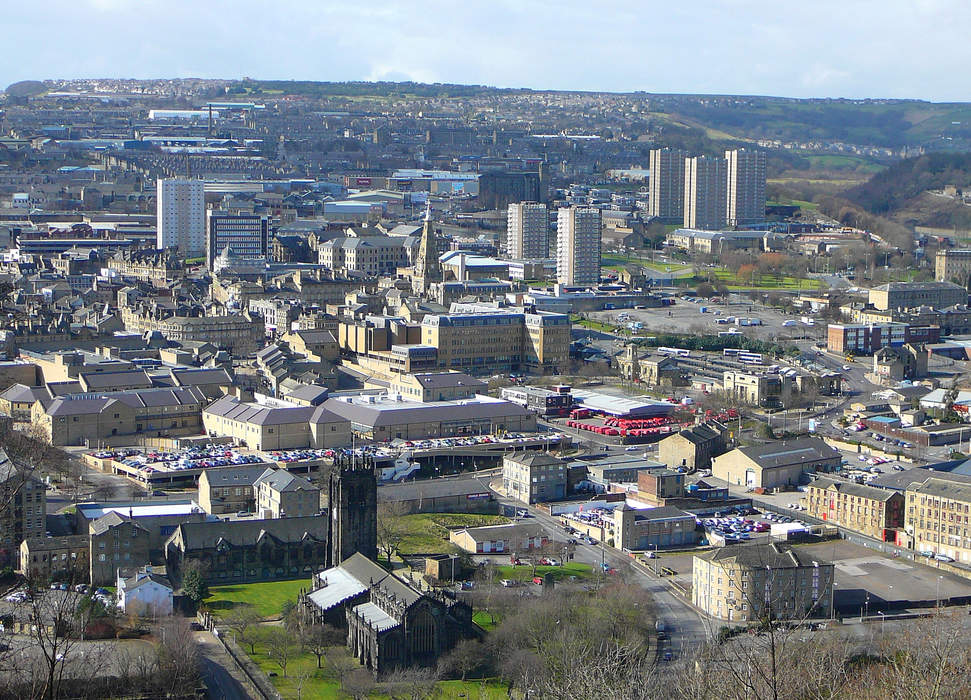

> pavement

[{"left": 194, "top": 630, "right": 254, "bottom": 700}]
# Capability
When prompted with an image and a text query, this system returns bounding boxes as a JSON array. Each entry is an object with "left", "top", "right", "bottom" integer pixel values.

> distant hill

[{"left": 842, "top": 153, "right": 971, "bottom": 229}]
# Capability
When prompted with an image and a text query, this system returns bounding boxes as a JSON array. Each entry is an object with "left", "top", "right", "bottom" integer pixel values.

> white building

[
  {"left": 206, "top": 210, "right": 269, "bottom": 270},
  {"left": 507, "top": 202, "right": 549, "bottom": 259},
  {"left": 726, "top": 149, "right": 767, "bottom": 226},
  {"left": 116, "top": 566, "right": 173, "bottom": 616},
  {"left": 556, "top": 206, "right": 601, "bottom": 286},
  {"left": 684, "top": 156, "right": 727, "bottom": 231},
  {"left": 157, "top": 179, "right": 206, "bottom": 255}
]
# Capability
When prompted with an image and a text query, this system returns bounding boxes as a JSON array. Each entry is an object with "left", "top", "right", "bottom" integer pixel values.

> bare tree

[
  {"left": 222, "top": 603, "right": 262, "bottom": 654},
  {"left": 376, "top": 501, "right": 409, "bottom": 563},
  {"left": 299, "top": 622, "right": 342, "bottom": 669},
  {"left": 385, "top": 667, "right": 438, "bottom": 700},
  {"left": 259, "top": 626, "right": 296, "bottom": 677}
]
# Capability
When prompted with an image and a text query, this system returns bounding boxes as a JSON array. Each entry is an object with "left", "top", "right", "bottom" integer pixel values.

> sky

[{"left": 5, "top": 0, "right": 971, "bottom": 101}]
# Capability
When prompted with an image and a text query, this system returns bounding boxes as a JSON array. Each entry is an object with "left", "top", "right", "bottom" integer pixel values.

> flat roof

[
  {"left": 571, "top": 388, "right": 675, "bottom": 418},
  {"left": 77, "top": 501, "right": 204, "bottom": 519}
]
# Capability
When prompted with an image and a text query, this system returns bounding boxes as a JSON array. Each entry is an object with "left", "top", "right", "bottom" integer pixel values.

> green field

[
  {"left": 205, "top": 579, "right": 308, "bottom": 619},
  {"left": 398, "top": 513, "right": 511, "bottom": 555},
  {"left": 495, "top": 562, "right": 595, "bottom": 583},
  {"left": 707, "top": 267, "right": 823, "bottom": 290},
  {"left": 601, "top": 253, "right": 692, "bottom": 276},
  {"left": 472, "top": 610, "right": 499, "bottom": 632}
]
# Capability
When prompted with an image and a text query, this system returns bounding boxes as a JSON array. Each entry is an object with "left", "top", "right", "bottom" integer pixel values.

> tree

[
  {"left": 300, "top": 622, "right": 343, "bottom": 669},
  {"left": 222, "top": 604, "right": 262, "bottom": 654},
  {"left": 696, "top": 282, "right": 716, "bottom": 298},
  {"left": 260, "top": 626, "right": 296, "bottom": 677},
  {"left": 181, "top": 560, "right": 208, "bottom": 609},
  {"left": 377, "top": 501, "right": 409, "bottom": 563},
  {"left": 385, "top": 667, "right": 438, "bottom": 700},
  {"left": 437, "top": 638, "right": 492, "bottom": 681}
]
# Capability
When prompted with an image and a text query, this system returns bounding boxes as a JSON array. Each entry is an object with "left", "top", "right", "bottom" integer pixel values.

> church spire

[{"left": 413, "top": 200, "right": 442, "bottom": 291}]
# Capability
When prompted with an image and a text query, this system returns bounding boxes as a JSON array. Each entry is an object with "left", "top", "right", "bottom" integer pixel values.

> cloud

[{"left": 2, "top": 0, "right": 971, "bottom": 100}]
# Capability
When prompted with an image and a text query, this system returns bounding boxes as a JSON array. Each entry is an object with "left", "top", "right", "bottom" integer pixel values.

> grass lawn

[
  {"left": 205, "top": 579, "right": 308, "bottom": 619},
  {"left": 707, "top": 267, "right": 823, "bottom": 290},
  {"left": 472, "top": 610, "right": 499, "bottom": 632},
  {"left": 601, "top": 253, "right": 692, "bottom": 276},
  {"left": 437, "top": 680, "right": 509, "bottom": 698},
  {"left": 398, "top": 513, "right": 511, "bottom": 555},
  {"left": 495, "top": 562, "right": 594, "bottom": 583}
]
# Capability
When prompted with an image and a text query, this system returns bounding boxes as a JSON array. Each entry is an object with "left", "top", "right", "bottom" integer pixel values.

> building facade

[
  {"left": 556, "top": 206, "right": 601, "bottom": 286},
  {"left": 684, "top": 156, "right": 727, "bottom": 231},
  {"left": 935, "top": 248, "right": 971, "bottom": 284},
  {"left": 806, "top": 476, "right": 904, "bottom": 541},
  {"left": 827, "top": 323, "right": 940, "bottom": 355},
  {"left": 502, "top": 452, "right": 566, "bottom": 504},
  {"left": 711, "top": 438, "right": 841, "bottom": 490},
  {"left": 156, "top": 178, "right": 205, "bottom": 255},
  {"left": 506, "top": 202, "right": 549, "bottom": 259},
  {"left": 725, "top": 148, "right": 766, "bottom": 226},
  {"left": 206, "top": 210, "right": 269, "bottom": 270},
  {"left": 905, "top": 476, "right": 971, "bottom": 564},
  {"left": 648, "top": 148, "right": 687, "bottom": 223},
  {"left": 693, "top": 543, "right": 834, "bottom": 622},
  {"left": 868, "top": 281, "right": 967, "bottom": 311}
]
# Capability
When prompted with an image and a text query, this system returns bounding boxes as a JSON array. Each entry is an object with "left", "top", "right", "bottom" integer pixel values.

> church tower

[
  {"left": 412, "top": 201, "right": 442, "bottom": 292},
  {"left": 327, "top": 452, "right": 378, "bottom": 567}
]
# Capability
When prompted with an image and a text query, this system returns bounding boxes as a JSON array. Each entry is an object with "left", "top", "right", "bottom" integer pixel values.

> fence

[{"left": 197, "top": 611, "right": 282, "bottom": 700}]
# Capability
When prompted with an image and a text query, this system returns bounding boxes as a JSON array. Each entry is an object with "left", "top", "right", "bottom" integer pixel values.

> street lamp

[{"left": 936, "top": 575, "right": 944, "bottom": 608}]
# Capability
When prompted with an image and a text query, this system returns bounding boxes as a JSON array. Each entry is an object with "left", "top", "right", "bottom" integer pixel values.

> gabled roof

[
  {"left": 697, "top": 542, "right": 830, "bottom": 569},
  {"left": 170, "top": 516, "right": 328, "bottom": 551},
  {"left": 733, "top": 437, "right": 839, "bottom": 470},
  {"left": 254, "top": 468, "right": 316, "bottom": 493},
  {"left": 809, "top": 476, "right": 897, "bottom": 502}
]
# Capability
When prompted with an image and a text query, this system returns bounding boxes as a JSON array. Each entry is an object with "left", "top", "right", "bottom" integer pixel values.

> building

[
  {"left": 692, "top": 543, "right": 834, "bottom": 621},
  {"left": 502, "top": 452, "right": 566, "bottom": 504},
  {"left": 255, "top": 469, "right": 320, "bottom": 519},
  {"left": 88, "top": 512, "right": 151, "bottom": 587},
  {"left": 648, "top": 148, "right": 687, "bottom": 223},
  {"left": 318, "top": 236, "right": 417, "bottom": 277},
  {"left": 19, "top": 535, "right": 89, "bottom": 582},
  {"left": 725, "top": 149, "right": 767, "bottom": 226},
  {"left": 201, "top": 393, "right": 351, "bottom": 451},
  {"left": 636, "top": 468, "right": 686, "bottom": 502},
  {"left": 872, "top": 344, "right": 929, "bottom": 382},
  {"left": 905, "top": 476, "right": 971, "bottom": 564},
  {"left": 302, "top": 553, "right": 477, "bottom": 675},
  {"left": 868, "top": 281, "right": 968, "bottom": 311},
  {"left": 556, "top": 206, "right": 601, "bottom": 286},
  {"left": 198, "top": 465, "right": 271, "bottom": 515},
  {"left": 411, "top": 204, "right": 443, "bottom": 293},
  {"left": 478, "top": 171, "right": 543, "bottom": 210},
  {"left": 0, "top": 449, "right": 47, "bottom": 554},
  {"left": 387, "top": 372, "right": 485, "bottom": 403},
  {"left": 156, "top": 178, "right": 205, "bottom": 255},
  {"left": 323, "top": 392, "right": 535, "bottom": 442},
  {"left": 206, "top": 210, "right": 269, "bottom": 270},
  {"left": 77, "top": 501, "right": 207, "bottom": 559},
  {"left": 711, "top": 437, "right": 841, "bottom": 490},
  {"left": 658, "top": 422, "right": 728, "bottom": 473},
  {"left": 507, "top": 202, "right": 549, "bottom": 258},
  {"left": 827, "top": 323, "right": 940, "bottom": 355},
  {"left": 378, "top": 477, "right": 498, "bottom": 515},
  {"left": 449, "top": 522, "right": 550, "bottom": 554},
  {"left": 723, "top": 371, "right": 788, "bottom": 409},
  {"left": 613, "top": 503, "right": 698, "bottom": 551},
  {"left": 165, "top": 516, "right": 329, "bottom": 585},
  {"left": 805, "top": 476, "right": 904, "bottom": 542},
  {"left": 684, "top": 156, "right": 727, "bottom": 231},
  {"left": 116, "top": 565, "right": 173, "bottom": 616},
  {"left": 499, "top": 385, "right": 573, "bottom": 417},
  {"left": 665, "top": 229, "right": 779, "bottom": 255},
  {"left": 935, "top": 248, "right": 971, "bottom": 284}
]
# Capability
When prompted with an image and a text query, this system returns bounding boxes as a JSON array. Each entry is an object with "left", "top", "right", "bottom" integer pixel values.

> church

[{"left": 300, "top": 552, "right": 479, "bottom": 675}]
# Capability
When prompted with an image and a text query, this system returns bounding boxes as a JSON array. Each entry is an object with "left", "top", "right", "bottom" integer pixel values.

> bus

[{"left": 657, "top": 347, "right": 691, "bottom": 357}]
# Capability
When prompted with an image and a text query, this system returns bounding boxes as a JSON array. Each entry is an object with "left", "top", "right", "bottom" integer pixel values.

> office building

[
  {"left": 868, "top": 281, "right": 968, "bottom": 311},
  {"left": 479, "top": 171, "right": 543, "bottom": 210},
  {"left": 806, "top": 476, "right": 904, "bottom": 542},
  {"left": 556, "top": 206, "right": 602, "bottom": 286},
  {"left": 827, "top": 322, "right": 940, "bottom": 355},
  {"left": 693, "top": 543, "right": 834, "bottom": 621},
  {"left": 507, "top": 202, "right": 549, "bottom": 258},
  {"left": 725, "top": 149, "right": 767, "bottom": 226},
  {"left": 502, "top": 452, "right": 566, "bottom": 504},
  {"left": 206, "top": 210, "right": 269, "bottom": 270},
  {"left": 648, "top": 148, "right": 686, "bottom": 223},
  {"left": 684, "top": 156, "right": 727, "bottom": 231},
  {"left": 156, "top": 178, "right": 205, "bottom": 255}
]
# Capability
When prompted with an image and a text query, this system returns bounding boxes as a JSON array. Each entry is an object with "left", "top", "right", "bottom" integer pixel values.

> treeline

[
  {"left": 241, "top": 79, "right": 493, "bottom": 99},
  {"left": 845, "top": 152, "right": 971, "bottom": 215}
]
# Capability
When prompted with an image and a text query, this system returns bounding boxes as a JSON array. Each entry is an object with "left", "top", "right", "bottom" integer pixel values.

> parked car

[
  {"left": 500, "top": 579, "right": 518, "bottom": 588},
  {"left": 935, "top": 554, "right": 955, "bottom": 562}
]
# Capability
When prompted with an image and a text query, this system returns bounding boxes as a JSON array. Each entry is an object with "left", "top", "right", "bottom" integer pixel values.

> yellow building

[
  {"left": 202, "top": 394, "right": 351, "bottom": 451},
  {"left": 693, "top": 542, "right": 834, "bottom": 622},
  {"left": 905, "top": 476, "right": 971, "bottom": 564}
]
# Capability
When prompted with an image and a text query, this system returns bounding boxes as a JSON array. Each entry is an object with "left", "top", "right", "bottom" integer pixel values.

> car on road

[
  {"left": 500, "top": 579, "right": 518, "bottom": 587},
  {"left": 662, "top": 651, "right": 673, "bottom": 662},
  {"left": 842, "top": 365, "right": 852, "bottom": 370}
]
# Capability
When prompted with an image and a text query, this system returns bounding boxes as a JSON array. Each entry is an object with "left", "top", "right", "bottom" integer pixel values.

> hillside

[{"left": 842, "top": 152, "right": 971, "bottom": 229}]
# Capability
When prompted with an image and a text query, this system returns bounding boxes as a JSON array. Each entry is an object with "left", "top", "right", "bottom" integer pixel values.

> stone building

[
  {"left": 89, "top": 512, "right": 151, "bottom": 587},
  {"left": 657, "top": 422, "right": 728, "bottom": 473},
  {"left": 805, "top": 476, "right": 904, "bottom": 542}
]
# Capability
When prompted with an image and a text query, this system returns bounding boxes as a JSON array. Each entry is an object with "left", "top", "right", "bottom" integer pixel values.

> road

[
  {"left": 194, "top": 631, "right": 253, "bottom": 700},
  {"left": 501, "top": 492, "right": 711, "bottom": 660}
]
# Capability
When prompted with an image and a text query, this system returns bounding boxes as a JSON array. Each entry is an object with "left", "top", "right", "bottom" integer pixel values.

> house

[
  {"left": 20, "top": 535, "right": 89, "bottom": 582},
  {"left": 613, "top": 503, "right": 698, "bottom": 551},
  {"left": 449, "top": 522, "right": 549, "bottom": 554},
  {"left": 117, "top": 565, "right": 173, "bottom": 616},
  {"left": 88, "top": 512, "right": 151, "bottom": 587},
  {"left": 711, "top": 437, "right": 841, "bottom": 490},
  {"left": 502, "top": 452, "right": 566, "bottom": 504},
  {"left": 872, "top": 344, "right": 928, "bottom": 382},
  {"left": 254, "top": 468, "right": 320, "bottom": 519},
  {"left": 198, "top": 465, "right": 272, "bottom": 515},
  {"left": 658, "top": 422, "right": 727, "bottom": 472}
]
